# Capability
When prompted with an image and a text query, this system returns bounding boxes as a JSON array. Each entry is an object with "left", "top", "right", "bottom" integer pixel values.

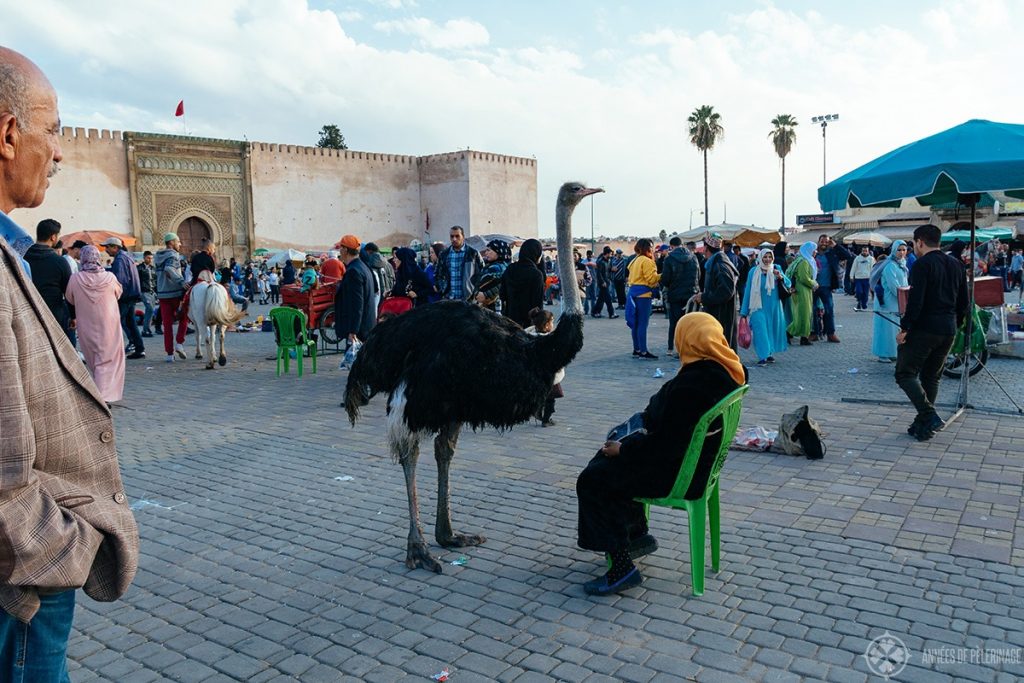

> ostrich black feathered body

[{"left": 345, "top": 300, "right": 583, "bottom": 432}]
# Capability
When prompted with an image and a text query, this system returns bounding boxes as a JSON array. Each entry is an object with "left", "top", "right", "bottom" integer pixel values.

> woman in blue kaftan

[
  {"left": 740, "top": 249, "right": 791, "bottom": 366},
  {"left": 871, "top": 240, "right": 910, "bottom": 361}
]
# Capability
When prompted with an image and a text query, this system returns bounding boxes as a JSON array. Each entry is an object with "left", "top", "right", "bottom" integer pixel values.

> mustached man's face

[{"left": 5, "top": 81, "right": 62, "bottom": 210}]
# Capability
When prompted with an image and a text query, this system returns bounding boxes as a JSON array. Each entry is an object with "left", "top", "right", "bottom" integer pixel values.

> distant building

[{"left": 13, "top": 128, "right": 538, "bottom": 259}]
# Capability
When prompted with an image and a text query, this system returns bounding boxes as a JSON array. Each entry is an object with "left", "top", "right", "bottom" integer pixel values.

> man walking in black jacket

[
  {"left": 591, "top": 246, "right": 618, "bottom": 318},
  {"left": 659, "top": 236, "right": 699, "bottom": 355},
  {"left": 896, "top": 224, "right": 968, "bottom": 441}
]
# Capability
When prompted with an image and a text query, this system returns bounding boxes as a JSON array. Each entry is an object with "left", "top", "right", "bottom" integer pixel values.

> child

[
  {"left": 524, "top": 307, "right": 564, "bottom": 427},
  {"left": 257, "top": 273, "right": 270, "bottom": 305},
  {"left": 299, "top": 263, "right": 318, "bottom": 293}
]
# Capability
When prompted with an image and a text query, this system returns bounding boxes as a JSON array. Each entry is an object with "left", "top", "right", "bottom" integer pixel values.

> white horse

[{"left": 188, "top": 271, "right": 246, "bottom": 369}]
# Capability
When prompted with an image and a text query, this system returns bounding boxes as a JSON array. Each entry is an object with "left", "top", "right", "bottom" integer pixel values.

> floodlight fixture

[{"left": 812, "top": 113, "right": 841, "bottom": 185}]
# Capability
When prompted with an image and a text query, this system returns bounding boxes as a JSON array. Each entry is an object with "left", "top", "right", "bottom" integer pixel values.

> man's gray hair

[{"left": 0, "top": 62, "right": 30, "bottom": 127}]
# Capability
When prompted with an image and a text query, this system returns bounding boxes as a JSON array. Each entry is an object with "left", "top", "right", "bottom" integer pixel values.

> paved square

[{"left": 69, "top": 297, "right": 1023, "bottom": 682}]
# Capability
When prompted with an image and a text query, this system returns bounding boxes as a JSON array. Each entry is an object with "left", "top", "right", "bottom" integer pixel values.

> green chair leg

[
  {"left": 310, "top": 344, "right": 317, "bottom": 374},
  {"left": 686, "top": 499, "right": 706, "bottom": 596},
  {"left": 296, "top": 347, "right": 303, "bottom": 377},
  {"left": 709, "top": 484, "right": 721, "bottom": 573},
  {"left": 276, "top": 348, "right": 283, "bottom": 376}
]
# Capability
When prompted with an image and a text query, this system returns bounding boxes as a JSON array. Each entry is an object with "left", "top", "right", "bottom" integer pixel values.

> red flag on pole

[{"left": 174, "top": 100, "right": 184, "bottom": 117}]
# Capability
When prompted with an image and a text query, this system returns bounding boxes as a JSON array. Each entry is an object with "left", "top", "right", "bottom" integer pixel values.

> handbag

[{"left": 738, "top": 316, "right": 752, "bottom": 349}]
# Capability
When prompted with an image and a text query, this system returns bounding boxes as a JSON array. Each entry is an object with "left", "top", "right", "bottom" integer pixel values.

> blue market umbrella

[
  {"left": 818, "top": 119, "right": 1024, "bottom": 211},
  {"left": 818, "top": 119, "right": 1024, "bottom": 418}
]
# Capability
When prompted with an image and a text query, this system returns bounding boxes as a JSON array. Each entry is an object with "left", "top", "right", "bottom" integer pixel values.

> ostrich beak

[{"left": 578, "top": 187, "right": 604, "bottom": 198}]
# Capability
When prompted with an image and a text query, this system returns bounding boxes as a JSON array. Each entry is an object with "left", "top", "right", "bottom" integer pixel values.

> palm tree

[
  {"left": 769, "top": 114, "right": 798, "bottom": 232},
  {"left": 687, "top": 105, "right": 724, "bottom": 226}
]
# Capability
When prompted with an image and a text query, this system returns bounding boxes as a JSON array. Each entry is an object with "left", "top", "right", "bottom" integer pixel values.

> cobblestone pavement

[{"left": 69, "top": 294, "right": 1024, "bottom": 682}]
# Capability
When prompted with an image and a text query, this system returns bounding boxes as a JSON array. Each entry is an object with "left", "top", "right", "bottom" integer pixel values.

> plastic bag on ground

[{"left": 732, "top": 426, "right": 777, "bottom": 452}]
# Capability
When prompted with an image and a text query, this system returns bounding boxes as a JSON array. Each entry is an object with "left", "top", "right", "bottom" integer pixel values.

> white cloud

[
  {"left": 373, "top": 17, "right": 490, "bottom": 49},
  {"left": 368, "top": 0, "right": 416, "bottom": 9}
]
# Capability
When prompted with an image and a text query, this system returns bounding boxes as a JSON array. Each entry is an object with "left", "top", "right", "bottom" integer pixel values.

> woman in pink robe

[{"left": 66, "top": 245, "right": 125, "bottom": 403}]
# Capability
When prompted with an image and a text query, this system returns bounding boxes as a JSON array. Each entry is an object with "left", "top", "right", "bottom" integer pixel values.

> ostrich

[{"left": 344, "top": 181, "right": 601, "bottom": 572}]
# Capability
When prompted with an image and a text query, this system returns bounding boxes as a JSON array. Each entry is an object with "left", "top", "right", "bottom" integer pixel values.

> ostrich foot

[
  {"left": 437, "top": 532, "right": 486, "bottom": 548},
  {"left": 218, "top": 354, "right": 226, "bottom": 366},
  {"left": 195, "top": 352, "right": 203, "bottom": 360},
  {"left": 406, "top": 541, "right": 443, "bottom": 573}
]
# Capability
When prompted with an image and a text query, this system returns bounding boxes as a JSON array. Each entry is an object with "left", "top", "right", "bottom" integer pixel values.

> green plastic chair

[
  {"left": 635, "top": 384, "right": 749, "bottom": 596},
  {"left": 269, "top": 307, "right": 317, "bottom": 377}
]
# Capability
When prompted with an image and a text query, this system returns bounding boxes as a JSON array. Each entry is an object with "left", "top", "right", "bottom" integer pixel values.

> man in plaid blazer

[{"left": 0, "top": 47, "right": 139, "bottom": 681}]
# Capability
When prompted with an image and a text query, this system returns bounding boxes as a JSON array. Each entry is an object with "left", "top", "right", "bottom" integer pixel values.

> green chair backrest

[
  {"left": 269, "top": 307, "right": 309, "bottom": 348},
  {"left": 651, "top": 385, "right": 749, "bottom": 505}
]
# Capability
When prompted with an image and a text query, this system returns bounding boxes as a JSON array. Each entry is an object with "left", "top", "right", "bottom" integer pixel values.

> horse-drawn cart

[{"left": 279, "top": 279, "right": 340, "bottom": 345}]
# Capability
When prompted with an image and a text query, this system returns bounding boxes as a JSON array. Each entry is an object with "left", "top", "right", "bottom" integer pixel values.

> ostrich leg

[
  {"left": 398, "top": 435, "right": 443, "bottom": 573},
  {"left": 434, "top": 423, "right": 485, "bottom": 548}
]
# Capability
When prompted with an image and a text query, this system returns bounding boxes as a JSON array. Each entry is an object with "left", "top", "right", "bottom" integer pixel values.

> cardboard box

[{"left": 974, "top": 276, "right": 1004, "bottom": 307}]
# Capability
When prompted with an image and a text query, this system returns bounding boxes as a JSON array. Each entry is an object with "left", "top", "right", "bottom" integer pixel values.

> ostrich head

[
  {"left": 555, "top": 182, "right": 603, "bottom": 317},
  {"left": 557, "top": 182, "right": 604, "bottom": 211}
]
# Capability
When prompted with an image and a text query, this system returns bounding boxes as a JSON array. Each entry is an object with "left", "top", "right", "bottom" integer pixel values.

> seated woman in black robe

[
  {"left": 390, "top": 247, "right": 434, "bottom": 305},
  {"left": 576, "top": 312, "right": 748, "bottom": 596}
]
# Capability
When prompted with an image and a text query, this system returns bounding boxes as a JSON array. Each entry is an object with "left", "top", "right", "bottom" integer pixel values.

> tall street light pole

[
  {"left": 590, "top": 194, "right": 596, "bottom": 253},
  {"left": 689, "top": 209, "right": 703, "bottom": 229},
  {"left": 811, "top": 114, "right": 839, "bottom": 185}
]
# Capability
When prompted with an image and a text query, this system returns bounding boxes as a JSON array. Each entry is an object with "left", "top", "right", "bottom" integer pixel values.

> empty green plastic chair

[
  {"left": 269, "top": 307, "right": 317, "bottom": 377},
  {"left": 635, "top": 384, "right": 748, "bottom": 596}
]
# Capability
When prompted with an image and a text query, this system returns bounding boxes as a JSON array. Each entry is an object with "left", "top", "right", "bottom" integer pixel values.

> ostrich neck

[{"left": 556, "top": 204, "right": 583, "bottom": 316}]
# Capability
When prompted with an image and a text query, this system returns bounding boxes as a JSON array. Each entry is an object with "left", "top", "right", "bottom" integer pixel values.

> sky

[{"left": 2, "top": 0, "right": 1023, "bottom": 238}]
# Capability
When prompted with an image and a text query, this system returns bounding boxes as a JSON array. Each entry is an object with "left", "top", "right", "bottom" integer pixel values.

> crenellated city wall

[
  {"left": 12, "top": 127, "right": 133, "bottom": 235},
  {"left": 12, "top": 127, "right": 537, "bottom": 253}
]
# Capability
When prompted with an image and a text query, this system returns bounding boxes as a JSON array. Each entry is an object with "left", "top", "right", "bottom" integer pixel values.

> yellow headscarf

[{"left": 673, "top": 312, "right": 746, "bottom": 386}]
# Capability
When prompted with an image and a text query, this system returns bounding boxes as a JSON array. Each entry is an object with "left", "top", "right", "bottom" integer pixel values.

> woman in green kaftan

[{"left": 786, "top": 242, "right": 819, "bottom": 345}]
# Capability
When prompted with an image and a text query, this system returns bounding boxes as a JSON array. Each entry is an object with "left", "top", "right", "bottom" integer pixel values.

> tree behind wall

[{"left": 316, "top": 125, "right": 348, "bottom": 150}]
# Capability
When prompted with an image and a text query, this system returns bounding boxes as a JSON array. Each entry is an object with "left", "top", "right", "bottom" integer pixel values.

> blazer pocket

[{"left": 55, "top": 494, "right": 95, "bottom": 510}]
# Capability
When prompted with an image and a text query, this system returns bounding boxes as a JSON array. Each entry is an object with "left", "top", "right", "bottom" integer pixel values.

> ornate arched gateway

[{"left": 126, "top": 132, "right": 254, "bottom": 260}]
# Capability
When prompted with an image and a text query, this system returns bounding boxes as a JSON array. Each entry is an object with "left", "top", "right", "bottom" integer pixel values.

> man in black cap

[{"left": 696, "top": 231, "right": 739, "bottom": 350}]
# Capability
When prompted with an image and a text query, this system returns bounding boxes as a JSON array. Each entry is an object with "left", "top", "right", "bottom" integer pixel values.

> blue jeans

[
  {"left": 812, "top": 287, "right": 835, "bottom": 336},
  {"left": 630, "top": 297, "right": 652, "bottom": 353},
  {"left": 0, "top": 590, "right": 75, "bottom": 683},
  {"left": 119, "top": 298, "right": 143, "bottom": 353},
  {"left": 141, "top": 292, "right": 157, "bottom": 334},
  {"left": 853, "top": 279, "right": 870, "bottom": 310}
]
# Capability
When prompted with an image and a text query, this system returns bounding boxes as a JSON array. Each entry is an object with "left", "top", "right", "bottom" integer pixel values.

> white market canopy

[
  {"left": 673, "top": 223, "right": 781, "bottom": 247},
  {"left": 266, "top": 248, "right": 306, "bottom": 267}
]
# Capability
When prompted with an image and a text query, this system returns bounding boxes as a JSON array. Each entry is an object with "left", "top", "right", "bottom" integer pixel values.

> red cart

[{"left": 279, "top": 277, "right": 340, "bottom": 344}]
